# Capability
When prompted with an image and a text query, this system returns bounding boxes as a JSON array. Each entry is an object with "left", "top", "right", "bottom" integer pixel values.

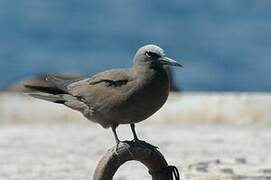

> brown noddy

[{"left": 25, "top": 44, "right": 182, "bottom": 145}]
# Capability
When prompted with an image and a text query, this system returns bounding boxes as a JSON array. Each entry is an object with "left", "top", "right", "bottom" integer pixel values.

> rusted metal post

[{"left": 93, "top": 141, "right": 180, "bottom": 180}]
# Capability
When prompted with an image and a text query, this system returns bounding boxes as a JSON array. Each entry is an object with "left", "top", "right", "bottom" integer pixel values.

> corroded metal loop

[
  {"left": 168, "top": 166, "right": 180, "bottom": 180},
  {"left": 93, "top": 140, "right": 180, "bottom": 180},
  {"left": 149, "top": 165, "right": 180, "bottom": 180}
]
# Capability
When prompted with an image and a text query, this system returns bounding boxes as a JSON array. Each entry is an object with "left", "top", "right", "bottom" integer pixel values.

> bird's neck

[{"left": 134, "top": 63, "right": 168, "bottom": 84}]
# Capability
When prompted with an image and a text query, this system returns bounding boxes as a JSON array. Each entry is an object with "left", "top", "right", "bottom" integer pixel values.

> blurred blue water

[{"left": 0, "top": 0, "right": 270, "bottom": 91}]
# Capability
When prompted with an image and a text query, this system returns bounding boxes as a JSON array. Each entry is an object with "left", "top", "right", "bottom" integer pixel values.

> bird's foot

[
  {"left": 131, "top": 138, "right": 158, "bottom": 149},
  {"left": 112, "top": 141, "right": 135, "bottom": 159},
  {"left": 113, "top": 141, "right": 121, "bottom": 155}
]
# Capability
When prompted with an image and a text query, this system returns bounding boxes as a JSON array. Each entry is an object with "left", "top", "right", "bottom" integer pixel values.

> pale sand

[{"left": 0, "top": 123, "right": 271, "bottom": 180}]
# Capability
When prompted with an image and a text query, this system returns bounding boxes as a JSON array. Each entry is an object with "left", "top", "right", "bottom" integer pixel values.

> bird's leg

[
  {"left": 111, "top": 124, "right": 121, "bottom": 154},
  {"left": 112, "top": 124, "right": 134, "bottom": 157},
  {"left": 130, "top": 123, "right": 158, "bottom": 149},
  {"left": 130, "top": 123, "right": 139, "bottom": 141},
  {"left": 112, "top": 124, "right": 120, "bottom": 145}
]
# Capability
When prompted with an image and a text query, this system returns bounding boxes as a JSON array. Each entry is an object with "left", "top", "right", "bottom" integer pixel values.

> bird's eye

[
  {"left": 145, "top": 51, "right": 151, "bottom": 58},
  {"left": 145, "top": 51, "right": 160, "bottom": 58}
]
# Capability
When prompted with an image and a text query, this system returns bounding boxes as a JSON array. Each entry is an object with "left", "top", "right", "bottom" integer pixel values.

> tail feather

[
  {"left": 24, "top": 84, "right": 66, "bottom": 95},
  {"left": 24, "top": 74, "right": 84, "bottom": 105},
  {"left": 28, "top": 93, "right": 66, "bottom": 104},
  {"left": 46, "top": 75, "right": 82, "bottom": 92},
  {"left": 24, "top": 74, "right": 77, "bottom": 94}
]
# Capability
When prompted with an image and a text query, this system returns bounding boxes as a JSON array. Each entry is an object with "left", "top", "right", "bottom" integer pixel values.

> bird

[{"left": 25, "top": 44, "right": 182, "bottom": 146}]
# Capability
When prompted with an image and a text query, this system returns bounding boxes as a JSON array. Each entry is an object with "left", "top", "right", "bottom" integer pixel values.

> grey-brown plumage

[{"left": 25, "top": 44, "right": 182, "bottom": 144}]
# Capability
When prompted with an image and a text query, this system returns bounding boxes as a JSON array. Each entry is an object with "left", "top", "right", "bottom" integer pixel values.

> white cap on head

[
  {"left": 133, "top": 44, "right": 182, "bottom": 67},
  {"left": 135, "top": 44, "right": 165, "bottom": 57}
]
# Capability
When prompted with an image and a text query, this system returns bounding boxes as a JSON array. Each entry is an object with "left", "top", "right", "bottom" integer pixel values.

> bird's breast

[{"left": 112, "top": 67, "right": 170, "bottom": 124}]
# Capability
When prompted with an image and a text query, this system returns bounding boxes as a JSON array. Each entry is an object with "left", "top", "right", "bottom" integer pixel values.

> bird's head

[{"left": 133, "top": 44, "right": 182, "bottom": 68}]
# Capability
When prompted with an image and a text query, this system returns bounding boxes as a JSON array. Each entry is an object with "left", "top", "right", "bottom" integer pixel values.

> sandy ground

[{"left": 0, "top": 122, "right": 271, "bottom": 180}]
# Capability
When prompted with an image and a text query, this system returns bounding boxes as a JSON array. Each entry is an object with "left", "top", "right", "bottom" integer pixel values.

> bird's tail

[
  {"left": 24, "top": 74, "right": 83, "bottom": 94},
  {"left": 24, "top": 75, "right": 89, "bottom": 114},
  {"left": 24, "top": 75, "right": 74, "bottom": 104},
  {"left": 27, "top": 92, "right": 66, "bottom": 104},
  {"left": 24, "top": 84, "right": 67, "bottom": 95}
]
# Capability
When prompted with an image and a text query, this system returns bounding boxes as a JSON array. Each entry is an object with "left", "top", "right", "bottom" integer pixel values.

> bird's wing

[
  {"left": 88, "top": 69, "right": 135, "bottom": 86},
  {"left": 45, "top": 75, "right": 84, "bottom": 92},
  {"left": 24, "top": 74, "right": 84, "bottom": 94},
  {"left": 25, "top": 69, "right": 136, "bottom": 113},
  {"left": 66, "top": 69, "right": 136, "bottom": 109}
]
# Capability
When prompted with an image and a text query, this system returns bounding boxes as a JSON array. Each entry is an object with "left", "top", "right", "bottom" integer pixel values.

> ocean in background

[{"left": 0, "top": 0, "right": 270, "bottom": 91}]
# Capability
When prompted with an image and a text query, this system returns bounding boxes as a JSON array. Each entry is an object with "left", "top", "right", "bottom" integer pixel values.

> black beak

[{"left": 159, "top": 57, "right": 183, "bottom": 67}]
